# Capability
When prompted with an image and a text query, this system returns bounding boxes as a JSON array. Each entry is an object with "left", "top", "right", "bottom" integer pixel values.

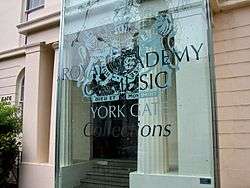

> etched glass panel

[{"left": 56, "top": 0, "right": 215, "bottom": 188}]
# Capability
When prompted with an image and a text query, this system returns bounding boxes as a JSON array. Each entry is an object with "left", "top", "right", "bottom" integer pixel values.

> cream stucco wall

[
  {"left": 27, "top": 27, "right": 60, "bottom": 45},
  {"left": 0, "top": 56, "right": 25, "bottom": 104},
  {"left": 0, "top": 1, "right": 23, "bottom": 52},
  {"left": 0, "top": 0, "right": 60, "bottom": 187},
  {"left": 213, "top": 5, "right": 250, "bottom": 188}
]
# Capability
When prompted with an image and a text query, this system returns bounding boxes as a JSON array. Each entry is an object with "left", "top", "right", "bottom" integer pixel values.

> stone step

[
  {"left": 85, "top": 172, "right": 129, "bottom": 183},
  {"left": 79, "top": 184, "right": 128, "bottom": 188},
  {"left": 91, "top": 165, "right": 136, "bottom": 174},
  {"left": 79, "top": 160, "right": 136, "bottom": 188},
  {"left": 80, "top": 178, "right": 128, "bottom": 188},
  {"left": 86, "top": 171, "right": 129, "bottom": 178},
  {"left": 92, "top": 159, "right": 137, "bottom": 168}
]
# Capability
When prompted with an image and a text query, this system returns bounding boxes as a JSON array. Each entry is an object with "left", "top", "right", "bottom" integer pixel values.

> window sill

[{"left": 17, "top": 11, "right": 60, "bottom": 35}]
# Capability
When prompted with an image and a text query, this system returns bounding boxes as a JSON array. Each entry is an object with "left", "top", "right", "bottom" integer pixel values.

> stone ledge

[
  {"left": 0, "top": 46, "right": 26, "bottom": 61},
  {"left": 17, "top": 11, "right": 60, "bottom": 35}
]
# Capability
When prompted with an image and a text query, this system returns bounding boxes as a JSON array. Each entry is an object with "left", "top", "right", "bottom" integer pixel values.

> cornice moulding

[
  {"left": 25, "top": 42, "right": 47, "bottom": 54},
  {"left": 17, "top": 11, "right": 60, "bottom": 35},
  {"left": 0, "top": 47, "right": 26, "bottom": 61},
  {"left": 0, "top": 42, "right": 49, "bottom": 61}
]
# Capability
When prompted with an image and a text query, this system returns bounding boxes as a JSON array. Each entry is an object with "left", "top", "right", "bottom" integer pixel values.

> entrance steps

[{"left": 79, "top": 160, "right": 136, "bottom": 188}]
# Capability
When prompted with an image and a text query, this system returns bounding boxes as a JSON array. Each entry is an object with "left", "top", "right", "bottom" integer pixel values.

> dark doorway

[{"left": 91, "top": 99, "right": 138, "bottom": 160}]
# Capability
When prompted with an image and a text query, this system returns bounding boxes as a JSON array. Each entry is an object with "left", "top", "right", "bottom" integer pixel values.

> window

[
  {"left": 27, "top": 0, "right": 45, "bottom": 11},
  {"left": 19, "top": 77, "right": 25, "bottom": 115},
  {"left": 16, "top": 69, "right": 25, "bottom": 118}
]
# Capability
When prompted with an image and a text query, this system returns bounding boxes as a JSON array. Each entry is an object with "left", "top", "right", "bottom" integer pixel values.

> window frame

[
  {"left": 16, "top": 69, "right": 25, "bottom": 118},
  {"left": 26, "top": 0, "right": 45, "bottom": 13}
]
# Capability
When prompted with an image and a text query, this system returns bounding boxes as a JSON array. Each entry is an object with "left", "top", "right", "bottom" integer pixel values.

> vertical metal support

[{"left": 205, "top": 0, "right": 220, "bottom": 187}]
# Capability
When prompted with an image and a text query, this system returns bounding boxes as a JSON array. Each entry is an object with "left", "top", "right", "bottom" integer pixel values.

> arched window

[{"left": 16, "top": 69, "right": 25, "bottom": 117}]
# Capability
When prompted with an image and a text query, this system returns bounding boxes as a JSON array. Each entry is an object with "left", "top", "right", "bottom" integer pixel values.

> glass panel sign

[{"left": 56, "top": 0, "right": 215, "bottom": 188}]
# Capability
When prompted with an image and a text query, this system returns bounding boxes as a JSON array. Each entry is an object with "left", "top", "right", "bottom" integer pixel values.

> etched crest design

[{"left": 69, "top": 10, "right": 178, "bottom": 103}]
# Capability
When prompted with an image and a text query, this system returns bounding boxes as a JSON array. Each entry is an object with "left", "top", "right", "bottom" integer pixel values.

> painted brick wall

[{"left": 213, "top": 6, "right": 250, "bottom": 188}]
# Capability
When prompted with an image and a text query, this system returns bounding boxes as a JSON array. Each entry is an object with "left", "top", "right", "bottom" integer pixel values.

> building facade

[{"left": 0, "top": 0, "right": 249, "bottom": 188}]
